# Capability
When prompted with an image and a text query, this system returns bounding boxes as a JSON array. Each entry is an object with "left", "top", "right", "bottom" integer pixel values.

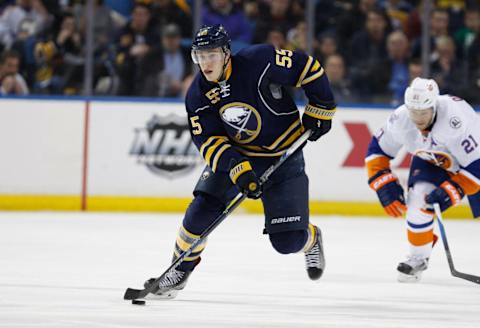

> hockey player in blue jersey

[{"left": 146, "top": 25, "right": 337, "bottom": 298}]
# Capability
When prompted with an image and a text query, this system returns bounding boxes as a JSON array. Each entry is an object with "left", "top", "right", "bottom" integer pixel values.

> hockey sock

[
  {"left": 406, "top": 208, "right": 435, "bottom": 258},
  {"left": 174, "top": 225, "right": 207, "bottom": 272}
]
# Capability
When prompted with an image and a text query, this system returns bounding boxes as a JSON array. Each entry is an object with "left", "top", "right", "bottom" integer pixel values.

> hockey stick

[
  {"left": 124, "top": 130, "right": 312, "bottom": 301},
  {"left": 433, "top": 203, "right": 480, "bottom": 284}
]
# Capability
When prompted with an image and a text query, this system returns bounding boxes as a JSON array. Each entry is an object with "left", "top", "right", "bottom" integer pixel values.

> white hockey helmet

[{"left": 404, "top": 77, "right": 439, "bottom": 111}]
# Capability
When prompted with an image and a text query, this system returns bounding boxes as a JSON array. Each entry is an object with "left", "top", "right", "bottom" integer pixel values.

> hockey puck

[{"left": 132, "top": 300, "right": 146, "bottom": 305}]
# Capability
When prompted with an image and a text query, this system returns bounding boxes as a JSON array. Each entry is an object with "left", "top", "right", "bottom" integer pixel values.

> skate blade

[
  {"left": 397, "top": 271, "right": 422, "bottom": 283},
  {"left": 144, "top": 290, "right": 179, "bottom": 300}
]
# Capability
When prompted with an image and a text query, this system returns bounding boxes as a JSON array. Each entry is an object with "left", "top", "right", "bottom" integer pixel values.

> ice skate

[
  {"left": 143, "top": 268, "right": 192, "bottom": 299},
  {"left": 144, "top": 258, "right": 200, "bottom": 299},
  {"left": 397, "top": 256, "right": 429, "bottom": 283},
  {"left": 304, "top": 225, "right": 325, "bottom": 280}
]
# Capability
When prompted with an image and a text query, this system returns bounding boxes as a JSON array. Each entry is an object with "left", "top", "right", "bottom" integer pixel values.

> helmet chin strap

[{"left": 216, "top": 49, "right": 230, "bottom": 83}]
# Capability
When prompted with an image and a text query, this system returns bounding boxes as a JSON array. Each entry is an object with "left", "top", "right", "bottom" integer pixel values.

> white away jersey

[{"left": 372, "top": 95, "right": 480, "bottom": 180}]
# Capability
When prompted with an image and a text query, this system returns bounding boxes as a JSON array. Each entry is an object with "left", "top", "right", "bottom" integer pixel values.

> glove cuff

[
  {"left": 304, "top": 103, "right": 336, "bottom": 120},
  {"left": 229, "top": 161, "right": 253, "bottom": 184},
  {"left": 369, "top": 170, "right": 397, "bottom": 191},
  {"left": 440, "top": 180, "right": 464, "bottom": 206}
]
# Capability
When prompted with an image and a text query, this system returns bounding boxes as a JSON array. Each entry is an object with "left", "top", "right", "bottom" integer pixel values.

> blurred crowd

[{"left": 0, "top": 0, "right": 479, "bottom": 105}]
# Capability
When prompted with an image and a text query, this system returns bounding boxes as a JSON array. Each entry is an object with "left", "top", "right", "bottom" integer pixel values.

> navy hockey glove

[
  {"left": 229, "top": 160, "right": 262, "bottom": 199},
  {"left": 368, "top": 170, "right": 407, "bottom": 217},
  {"left": 302, "top": 103, "right": 336, "bottom": 141},
  {"left": 425, "top": 180, "right": 464, "bottom": 212}
]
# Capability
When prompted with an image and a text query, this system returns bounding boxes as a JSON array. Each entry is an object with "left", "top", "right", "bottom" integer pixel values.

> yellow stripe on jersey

[
  {"left": 200, "top": 136, "right": 228, "bottom": 160},
  {"left": 295, "top": 56, "right": 313, "bottom": 87},
  {"left": 236, "top": 148, "right": 287, "bottom": 157},
  {"left": 278, "top": 125, "right": 304, "bottom": 150},
  {"left": 211, "top": 143, "right": 231, "bottom": 172},
  {"left": 264, "top": 119, "right": 301, "bottom": 150},
  {"left": 301, "top": 67, "right": 324, "bottom": 86},
  {"left": 204, "top": 138, "right": 227, "bottom": 165},
  {"left": 199, "top": 136, "right": 219, "bottom": 156},
  {"left": 310, "top": 60, "right": 321, "bottom": 73}
]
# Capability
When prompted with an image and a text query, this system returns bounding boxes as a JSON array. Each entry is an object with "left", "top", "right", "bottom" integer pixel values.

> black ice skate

[
  {"left": 304, "top": 225, "right": 325, "bottom": 280},
  {"left": 397, "top": 256, "right": 429, "bottom": 283},
  {"left": 144, "top": 259, "right": 200, "bottom": 299}
]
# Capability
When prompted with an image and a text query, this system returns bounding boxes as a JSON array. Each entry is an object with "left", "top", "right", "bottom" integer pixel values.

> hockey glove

[
  {"left": 302, "top": 103, "right": 336, "bottom": 141},
  {"left": 229, "top": 160, "right": 262, "bottom": 199},
  {"left": 368, "top": 169, "right": 407, "bottom": 217},
  {"left": 425, "top": 180, "right": 464, "bottom": 212}
]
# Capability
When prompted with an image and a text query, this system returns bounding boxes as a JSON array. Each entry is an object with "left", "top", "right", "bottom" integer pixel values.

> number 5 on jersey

[{"left": 190, "top": 116, "right": 203, "bottom": 135}]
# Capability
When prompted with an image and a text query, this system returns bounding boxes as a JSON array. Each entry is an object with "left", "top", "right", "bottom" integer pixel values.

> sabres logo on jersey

[
  {"left": 219, "top": 102, "right": 261, "bottom": 144},
  {"left": 414, "top": 149, "right": 453, "bottom": 170}
]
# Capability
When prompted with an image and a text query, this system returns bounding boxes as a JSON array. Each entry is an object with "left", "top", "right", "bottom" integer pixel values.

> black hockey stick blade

[
  {"left": 434, "top": 204, "right": 480, "bottom": 285},
  {"left": 451, "top": 270, "right": 480, "bottom": 284},
  {"left": 124, "top": 288, "right": 144, "bottom": 300},
  {"left": 123, "top": 130, "right": 312, "bottom": 301}
]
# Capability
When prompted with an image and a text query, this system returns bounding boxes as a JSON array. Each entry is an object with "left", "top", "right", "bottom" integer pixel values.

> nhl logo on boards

[
  {"left": 449, "top": 116, "right": 461, "bottom": 129},
  {"left": 130, "top": 114, "right": 203, "bottom": 178}
]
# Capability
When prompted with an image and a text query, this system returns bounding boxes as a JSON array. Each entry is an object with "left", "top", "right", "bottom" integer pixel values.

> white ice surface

[{"left": 0, "top": 211, "right": 479, "bottom": 328}]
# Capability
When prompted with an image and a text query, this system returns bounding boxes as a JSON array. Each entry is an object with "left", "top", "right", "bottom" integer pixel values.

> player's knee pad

[
  {"left": 269, "top": 230, "right": 308, "bottom": 254},
  {"left": 263, "top": 173, "right": 309, "bottom": 234},
  {"left": 183, "top": 193, "right": 225, "bottom": 234},
  {"left": 406, "top": 182, "right": 436, "bottom": 223},
  {"left": 406, "top": 182, "right": 436, "bottom": 247}
]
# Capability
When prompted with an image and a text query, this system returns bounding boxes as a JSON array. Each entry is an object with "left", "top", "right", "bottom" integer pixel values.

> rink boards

[{"left": 0, "top": 97, "right": 474, "bottom": 217}]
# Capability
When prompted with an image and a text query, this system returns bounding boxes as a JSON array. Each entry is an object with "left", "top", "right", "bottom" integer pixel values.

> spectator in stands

[
  {"left": 151, "top": 0, "right": 192, "bottom": 38},
  {"left": 253, "top": 0, "right": 300, "bottom": 44},
  {"left": 266, "top": 27, "right": 287, "bottom": 49},
  {"left": 202, "top": 0, "right": 252, "bottom": 45},
  {"left": 324, "top": 54, "right": 355, "bottom": 103},
  {"left": 385, "top": 30, "right": 410, "bottom": 105},
  {"left": 0, "top": 0, "right": 52, "bottom": 50},
  {"left": 157, "top": 23, "right": 191, "bottom": 97},
  {"left": 411, "top": 8, "right": 450, "bottom": 59},
  {"left": 436, "top": 0, "right": 465, "bottom": 34},
  {"left": 0, "top": 49, "right": 29, "bottom": 95},
  {"left": 407, "top": 58, "right": 423, "bottom": 82},
  {"left": 349, "top": 8, "right": 390, "bottom": 101},
  {"left": 336, "top": 0, "right": 377, "bottom": 50},
  {"left": 115, "top": 3, "right": 162, "bottom": 96},
  {"left": 73, "top": 0, "right": 122, "bottom": 51},
  {"left": 286, "top": 20, "right": 307, "bottom": 51},
  {"left": 54, "top": 12, "right": 82, "bottom": 94},
  {"left": 315, "top": 32, "right": 338, "bottom": 63},
  {"left": 315, "top": 0, "right": 354, "bottom": 36},
  {"left": 431, "top": 35, "right": 465, "bottom": 95},
  {"left": 380, "top": 0, "right": 412, "bottom": 31},
  {"left": 454, "top": 8, "right": 480, "bottom": 59}
]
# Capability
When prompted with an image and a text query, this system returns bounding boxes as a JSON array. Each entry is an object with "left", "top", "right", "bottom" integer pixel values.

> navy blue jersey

[{"left": 186, "top": 44, "right": 335, "bottom": 173}]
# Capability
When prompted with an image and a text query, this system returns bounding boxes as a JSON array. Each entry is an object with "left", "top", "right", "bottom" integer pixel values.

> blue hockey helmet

[{"left": 192, "top": 24, "right": 231, "bottom": 52}]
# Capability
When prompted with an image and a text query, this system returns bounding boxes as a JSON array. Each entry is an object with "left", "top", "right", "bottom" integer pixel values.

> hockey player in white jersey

[{"left": 365, "top": 78, "right": 480, "bottom": 282}]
